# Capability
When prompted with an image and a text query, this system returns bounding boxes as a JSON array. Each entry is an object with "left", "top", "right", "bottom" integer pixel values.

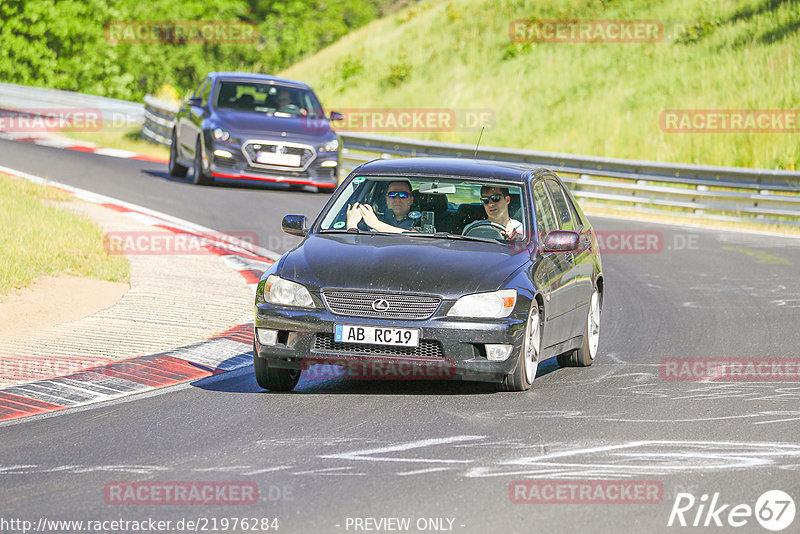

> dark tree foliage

[{"left": 0, "top": 0, "right": 381, "bottom": 100}]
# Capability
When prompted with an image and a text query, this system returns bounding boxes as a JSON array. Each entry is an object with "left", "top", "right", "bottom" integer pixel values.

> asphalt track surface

[{"left": 1, "top": 137, "right": 800, "bottom": 533}]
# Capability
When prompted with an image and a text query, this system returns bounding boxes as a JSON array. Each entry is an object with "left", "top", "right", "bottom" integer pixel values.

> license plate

[
  {"left": 334, "top": 324, "right": 419, "bottom": 347},
  {"left": 256, "top": 151, "right": 301, "bottom": 167}
]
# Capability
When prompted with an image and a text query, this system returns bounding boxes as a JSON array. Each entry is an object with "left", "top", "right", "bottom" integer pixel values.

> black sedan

[
  {"left": 169, "top": 72, "right": 342, "bottom": 190},
  {"left": 253, "top": 157, "right": 603, "bottom": 391}
]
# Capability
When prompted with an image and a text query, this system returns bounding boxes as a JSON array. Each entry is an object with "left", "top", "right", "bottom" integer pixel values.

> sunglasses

[
  {"left": 387, "top": 191, "right": 410, "bottom": 199},
  {"left": 480, "top": 194, "right": 504, "bottom": 204}
]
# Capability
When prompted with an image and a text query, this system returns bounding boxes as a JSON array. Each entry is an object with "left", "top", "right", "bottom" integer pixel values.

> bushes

[{"left": 0, "top": 0, "right": 382, "bottom": 101}]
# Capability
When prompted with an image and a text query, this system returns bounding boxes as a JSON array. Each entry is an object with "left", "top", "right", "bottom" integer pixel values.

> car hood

[
  {"left": 277, "top": 234, "right": 531, "bottom": 298},
  {"left": 213, "top": 109, "right": 332, "bottom": 138}
]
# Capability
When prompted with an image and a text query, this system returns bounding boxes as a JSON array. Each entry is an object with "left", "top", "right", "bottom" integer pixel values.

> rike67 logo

[{"left": 668, "top": 490, "right": 795, "bottom": 531}]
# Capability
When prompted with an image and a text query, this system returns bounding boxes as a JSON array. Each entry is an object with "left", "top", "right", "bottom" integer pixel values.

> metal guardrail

[
  {"left": 136, "top": 95, "right": 800, "bottom": 225},
  {"left": 0, "top": 82, "right": 144, "bottom": 128},
  {"left": 141, "top": 95, "right": 179, "bottom": 146}
]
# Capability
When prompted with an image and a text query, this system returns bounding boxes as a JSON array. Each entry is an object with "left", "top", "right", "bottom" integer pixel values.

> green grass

[
  {"left": 0, "top": 174, "right": 130, "bottom": 295},
  {"left": 60, "top": 129, "right": 169, "bottom": 160},
  {"left": 283, "top": 0, "right": 800, "bottom": 170}
]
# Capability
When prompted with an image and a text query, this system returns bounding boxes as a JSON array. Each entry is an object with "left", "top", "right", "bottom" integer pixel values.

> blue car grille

[
  {"left": 242, "top": 142, "right": 314, "bottom": 168},
  {"left": 321, "top": 290, "right": 441, "bottom": 320}
]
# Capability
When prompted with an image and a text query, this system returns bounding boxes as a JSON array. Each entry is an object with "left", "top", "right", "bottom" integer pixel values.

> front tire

[
  {"left": 253, "top": 345, "right": 300, "bottom": 391},
  {"left": 558, "top": 288, "right": 601, "bottom": 367},
  {"left": 497, "top": 303, "right": 541, "bottom": 392},
  {"left": 192, "top": 138, "right": 213, "bottom": 186},
  {"left": 168, "top": 130, "right": 188, "bottom": 178}
]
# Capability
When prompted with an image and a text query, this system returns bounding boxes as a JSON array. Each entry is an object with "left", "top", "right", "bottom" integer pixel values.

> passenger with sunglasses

[
  {"left": 480, "top": 186, "right": 524, "bottom": 240},
  {"left": 346, "top": 180, "right": 416, "bottom": 233}
]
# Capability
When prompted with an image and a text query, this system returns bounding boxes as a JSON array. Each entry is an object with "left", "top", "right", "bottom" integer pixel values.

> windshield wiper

[
  {"left": 405, "top": 231, "right": 499, "bottom": 243},
  {"left": 319, "top": 228, "right": 397, "bottom": 237}
]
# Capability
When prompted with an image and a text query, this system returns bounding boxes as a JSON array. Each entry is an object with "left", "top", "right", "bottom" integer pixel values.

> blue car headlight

[
  {"left": 213, "top": 128, "right": 230, "bottom": 141},
  {"left": 318, "top": 138, "right": 339, "bottom": 153}
]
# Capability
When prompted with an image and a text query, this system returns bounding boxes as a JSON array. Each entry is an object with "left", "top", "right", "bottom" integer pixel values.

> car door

[
  {"left": 545, "top": 178, "right": 591, "bottom": 340},
  {"left": 530, "top": 179, "right": 574, "bottom": 350}
]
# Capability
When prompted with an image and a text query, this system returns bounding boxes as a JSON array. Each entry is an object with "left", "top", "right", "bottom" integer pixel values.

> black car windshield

[
  {"left": 319, "top": 176, "right": 528, "bottom": 242},
  {"left": 215, "top": 81, "right": 323, "bottom": 118}
]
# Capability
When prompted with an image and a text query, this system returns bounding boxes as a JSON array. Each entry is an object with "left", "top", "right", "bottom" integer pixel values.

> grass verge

[
  {"left": 0, "top": 173, "right": 130, "bottom": 295},
  {"left": 284, "top": 0, "right": 800, "bottom": 170}
]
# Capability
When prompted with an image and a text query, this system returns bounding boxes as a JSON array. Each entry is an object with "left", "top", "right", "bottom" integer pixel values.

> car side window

[
  {"left": 545, "top": 179, "right": 575, "bottom": 232},
  {"left": 532, "top": 181, "right": 557, "bottom": 242}
]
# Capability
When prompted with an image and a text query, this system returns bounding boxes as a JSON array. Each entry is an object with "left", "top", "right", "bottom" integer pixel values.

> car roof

[
  {"left": 208, "top": 72, "right": 312, "bottom": 90},
  {"left": 353, "top": 157, "right": 542, "bottom": 183}
]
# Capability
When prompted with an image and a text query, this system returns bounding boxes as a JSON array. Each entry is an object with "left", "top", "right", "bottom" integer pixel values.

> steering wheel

[
  {"left": 462, "top": 220, "right": 507, "bottom": 239},
  {"left": 278, "top": 104, "right": 301, "bottom": 114}
]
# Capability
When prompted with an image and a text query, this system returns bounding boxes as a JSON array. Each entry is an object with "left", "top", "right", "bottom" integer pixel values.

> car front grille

[
  {"left": 321, "top": 290, "right": 441, "bottom": 320},
  {"left": 313, "top": 333, "right": 444, "bottom": 359},
  {"left": 242, "top": 141, "right": 315, "bottom": 169}
]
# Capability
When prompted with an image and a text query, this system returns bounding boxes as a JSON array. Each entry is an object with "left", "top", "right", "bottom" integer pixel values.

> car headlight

[
  {"left": 319, "top": 138, "right": 339, "bottom": 152},
  {"left": 447, "top": 289, "right": 517, "bottom": 318},
  {"left": 213, "top": 128, "right": 231, "bottom": 141},
  {"left": 261, "top": 275, "right": 315, "bottom": 308}
]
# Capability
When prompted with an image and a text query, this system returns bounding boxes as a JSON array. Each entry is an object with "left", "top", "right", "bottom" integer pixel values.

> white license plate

[
  {"left": 256, "top": 151, "right": 301, "bottom": 167},
  {"left": 334, "top": 325, "right": 420, "bottom": 347}
]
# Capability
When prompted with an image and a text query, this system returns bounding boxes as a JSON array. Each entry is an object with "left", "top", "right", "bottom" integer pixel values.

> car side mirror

[
  {"left": 329, "top": 111, "right": 344, "bottom": 121},
  {"left": 188, "top": 96, "right": 202, "bottom": 107},
  {"left": 543, "top": 230, "right": 579, "bottom": 253},
  {"left": 282, "top": 214, "right": 309, "bottom": 237}
]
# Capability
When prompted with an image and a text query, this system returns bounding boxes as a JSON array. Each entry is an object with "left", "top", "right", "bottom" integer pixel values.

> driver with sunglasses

[
  {"left": 346, "top": 180, "right": 416, "bottom": 234},
  {"left": 480, "top": 186, "right": 524, "bottom": 240}
]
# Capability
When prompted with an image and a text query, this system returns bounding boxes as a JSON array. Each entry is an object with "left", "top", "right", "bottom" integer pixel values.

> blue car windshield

[
  {"left": 215, "top": 81, "right": 323, "bottom": 118},
  {"left": 319, "top": 176, "right": 527, "bottom": 242}
]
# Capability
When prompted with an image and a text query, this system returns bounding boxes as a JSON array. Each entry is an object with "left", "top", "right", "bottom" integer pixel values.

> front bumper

[
  {"left": 209, "top": 139, "right": 338, "bottom": 189},
  {"left": 254, "top": 303, "right": 529, "bottom": 383}
]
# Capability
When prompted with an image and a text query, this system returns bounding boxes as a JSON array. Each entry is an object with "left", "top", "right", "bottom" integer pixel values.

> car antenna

[{"left": 473, "top": 126, "right": 485, "bottom": 159}]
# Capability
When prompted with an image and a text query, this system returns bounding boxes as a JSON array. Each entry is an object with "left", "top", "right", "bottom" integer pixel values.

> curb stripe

[{"left": 0, "top": 392, "right": 66, "bottom": 420}]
